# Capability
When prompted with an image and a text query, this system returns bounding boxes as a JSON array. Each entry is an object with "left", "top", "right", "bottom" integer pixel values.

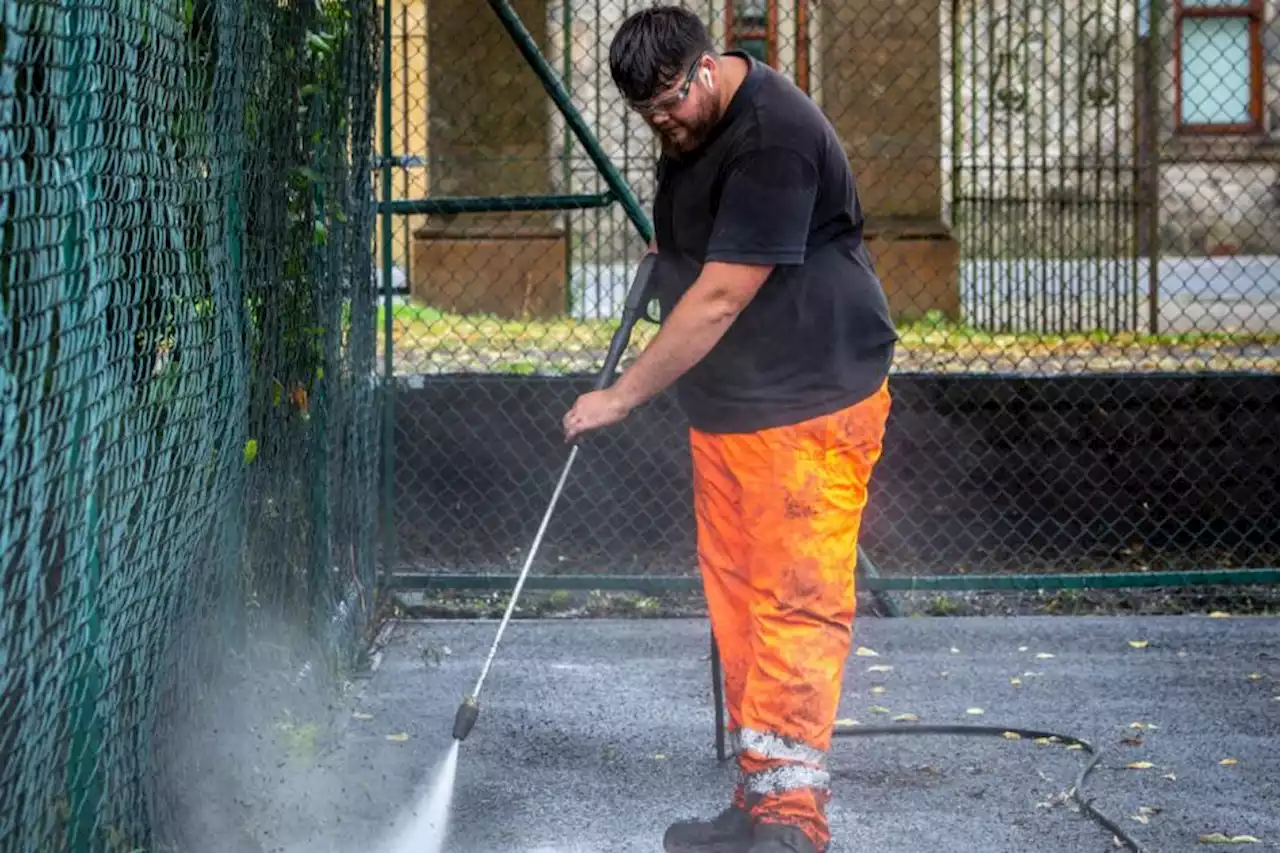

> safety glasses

[{"left": 627, "top": 54, "right": 707, "bottom": 117}]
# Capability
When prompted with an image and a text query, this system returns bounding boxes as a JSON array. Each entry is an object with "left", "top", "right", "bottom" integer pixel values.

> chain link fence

[
  {"left": 1, "top": 1, "right": 381, "bottom": 850},
  {"left": 380, "top": 1, "right": 1278, "bottom": 608},
  {"left": 0, "top": 2, "right": 1275, "bottom": 845}
]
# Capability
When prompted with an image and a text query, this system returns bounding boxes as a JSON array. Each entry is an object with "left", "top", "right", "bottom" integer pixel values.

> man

[{"left": 561, "top": 7, "right": 898, "bottom": 853}]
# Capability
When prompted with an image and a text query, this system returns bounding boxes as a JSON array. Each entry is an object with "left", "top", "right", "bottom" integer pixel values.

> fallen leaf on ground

[
  {"left": 1164, "top": 773, "right": 1177, "bottom": 781},
  {"left": 1002, "top": 731, "right": 1021, "bottom": 740},
  {"left": 1247, "top": 673, "right": 1264, "bottom": 681},
  {"left": 967, "top": 707, "right": 985, "bottom": 715},
  {"left": 893, "top": 713, "right": 920, "bottom": 722},
  {"left": 871, "top": 686, "right": 887, "bottom": 694},
  {"left": 835, "top": 718, "right": 860, "bottom": 726},
  {"left": 1130, "top": 722, "right": 1159, "bottom": 730},
  {"left": 654, "top": 754, "right": 666, "bottom": 760},
  {"left": 1128, "top": 640, "right": 1149, "bottom": 649},
  {"left": 1219, "top": 758, "right": 1239, "bottom": 766},
  {"left": 868, "top": 705, "right": 890, "bottom": 714},
  {"left": 386, "top": 732, "right": 409, "bottom": 742},
  {"left": 1011, "top": 678, "right": 1023, "bottom": 687},
  {"left": 1036, "top": 653, "right": 1055, "bottom": 660},
  {"left": 1127, "top": 761, "right": 1155, "bottom": 769},
  {"left": 1130, "top": 806, "right": 1162, "bottom": 825},
  {"left": 1036, "top": 790, "right": 1072, "bottom": 810},
  {"left": 867, "top": 664, "right": 893, "bottom": 673},
  {"left": 855, "top": 647, "right": 879, "bottom": 657},
  {"left": 352, "top": 711, "right": 374, "bottom": 720},
  {"left": 1198, "top": 832, "right": 1259, "bottom": 843},
  {"left": 1034, "top": 737, "right": 1054, "bottom": 746},
  {"left": 1208, "top": 611, "right": 1232, "bottom": 619},
  {"left": 950, "top": 647, "right": 960, "bottom": 654},
  {"left": 1018, "top": 646, "right": 1029, "bottom": 652}
]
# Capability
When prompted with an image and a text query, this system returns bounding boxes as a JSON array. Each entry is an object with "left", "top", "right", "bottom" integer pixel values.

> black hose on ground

[
  {"left": 829, "top": 722, "right": 1148, "bottom": 853},
  {"left": 708, "top": 636, "right": 1148, "bottom": 853}
]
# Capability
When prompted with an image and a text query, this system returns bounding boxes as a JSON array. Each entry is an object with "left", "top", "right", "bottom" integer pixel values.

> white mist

[{"left": 379, "top": 740, "right": 461, "bottom": 853}]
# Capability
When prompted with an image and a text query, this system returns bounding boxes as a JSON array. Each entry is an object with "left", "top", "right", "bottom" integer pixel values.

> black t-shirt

[{"left": 648, "top": 52, "right": 898, "bottom": 434}]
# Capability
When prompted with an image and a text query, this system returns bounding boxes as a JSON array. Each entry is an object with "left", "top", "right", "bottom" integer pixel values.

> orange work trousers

[{"left": 689, "top": 380, "right": 891, "bottom": 852}]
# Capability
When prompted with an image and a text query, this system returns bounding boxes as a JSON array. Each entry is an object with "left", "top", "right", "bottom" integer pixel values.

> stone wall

[
  {"left": 1149, "top": 0, "right": 1280, "bottom": 256},
  {"left": 409, "top": 0, "right": 569, "bottom": 318},
  {"left": 817, "top": 0, "right": 960, "bottom": 319},
  {"left": 1159, "top": 162, "right": 1280, "bottom": 256}
]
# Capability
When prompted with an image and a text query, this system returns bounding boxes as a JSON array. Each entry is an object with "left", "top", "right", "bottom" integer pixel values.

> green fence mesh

[{"left": 0, "top": 1, "right": 381, "bottom": 850}]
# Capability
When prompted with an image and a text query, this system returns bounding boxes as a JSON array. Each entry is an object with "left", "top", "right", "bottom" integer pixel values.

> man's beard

[{"left": 656, "top": 101, "right": 721, "bottom": 156}]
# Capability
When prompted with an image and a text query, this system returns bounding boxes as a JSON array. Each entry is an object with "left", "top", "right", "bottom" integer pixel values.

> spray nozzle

[{"left": 452, "top": 695, "right": 480, "bottom": 741}]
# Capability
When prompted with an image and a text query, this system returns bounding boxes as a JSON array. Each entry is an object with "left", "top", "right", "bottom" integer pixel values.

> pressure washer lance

[{"left": 452, "top": 252, "right": 658, "bottom": 743}]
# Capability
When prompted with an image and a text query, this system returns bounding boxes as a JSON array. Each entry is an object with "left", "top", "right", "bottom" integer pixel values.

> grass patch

[{"left": 378, "top": 303, "right": 1280, "bottom": 375}]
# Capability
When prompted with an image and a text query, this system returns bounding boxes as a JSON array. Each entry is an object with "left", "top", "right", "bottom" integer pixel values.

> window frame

[
  {"left": 725, "top": 1, "right": 778, "bottom": 68},
  {"left": 723, "top": 1, "right": 812, "bottom": 94},
  {"left": 1172, "top": 0, "right": 1266, "bottom": 135}
]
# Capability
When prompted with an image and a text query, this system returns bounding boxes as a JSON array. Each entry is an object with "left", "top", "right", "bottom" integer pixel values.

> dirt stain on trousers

[{"left": 689, "top": 380, "right": 892, "bottom": 851}]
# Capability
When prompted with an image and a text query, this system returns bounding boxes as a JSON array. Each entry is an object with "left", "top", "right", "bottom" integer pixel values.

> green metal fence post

[
  {"left": 1143, "top": 0, "right": 1162, "bottom": 336},
  {"left": 62, "top": 4, "right": 106, "bottom": 847},
  {"left": 561, "top": 0, "right": 575, "bottom": 314},
  {"left": 380, "top": 0, "right": 397, "bottom": 583}
]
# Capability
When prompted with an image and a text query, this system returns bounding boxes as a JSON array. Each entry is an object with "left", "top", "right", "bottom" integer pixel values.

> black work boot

[
  {"left": 663, "top": 804, "right": 754, "bottom": 853},
  {"left": 748, "top": 822, "right": 823, "bottom": 853}
]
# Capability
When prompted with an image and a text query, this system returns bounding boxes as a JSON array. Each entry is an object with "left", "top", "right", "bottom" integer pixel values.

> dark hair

[{"left": 608, "top": 6, "right": 715, "bottom": 103}]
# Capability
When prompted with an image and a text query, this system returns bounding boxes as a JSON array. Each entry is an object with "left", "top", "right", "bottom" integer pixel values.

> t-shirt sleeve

[{"left": 703, "top": 145, "right": 818, "bottom": 266}]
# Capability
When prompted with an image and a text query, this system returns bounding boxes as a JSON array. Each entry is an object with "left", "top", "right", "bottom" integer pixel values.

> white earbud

[{"left": 700, "top": 68, "right": 713, "bottom": 89}]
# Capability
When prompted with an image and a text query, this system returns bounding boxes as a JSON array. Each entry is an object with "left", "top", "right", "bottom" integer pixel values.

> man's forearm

[
  {"left": 611, "top": 297, "right": 735, "bottom": 409},
  {"left": 611, "top": 264, "right": 766, "bottom": 410}
]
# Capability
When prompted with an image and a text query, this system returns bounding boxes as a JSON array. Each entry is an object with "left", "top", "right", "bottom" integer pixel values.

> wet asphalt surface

[{"left": 275, "top": 615, "right": 1279, "bottom": 853}]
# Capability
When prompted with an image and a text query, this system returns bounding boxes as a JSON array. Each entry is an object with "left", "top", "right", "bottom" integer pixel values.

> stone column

[
  {"left": 819, "top": 0, "right": 960, "bottom": 320},
  {"left": 410, "top": 0, "right": 567, "bottom": 319}
]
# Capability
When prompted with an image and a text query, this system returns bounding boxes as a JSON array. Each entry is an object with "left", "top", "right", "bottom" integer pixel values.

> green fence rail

[
  {"left": 386, "top": 192, "right": 617, "bottom": 216},
  {"left": 387, "top": 569, "right": 1280, "bottom": 594}
]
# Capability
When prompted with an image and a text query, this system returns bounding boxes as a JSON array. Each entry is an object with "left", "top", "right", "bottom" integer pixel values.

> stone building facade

[{"left": 1148, "top": 0, "right": 1280, "bottom": 255}]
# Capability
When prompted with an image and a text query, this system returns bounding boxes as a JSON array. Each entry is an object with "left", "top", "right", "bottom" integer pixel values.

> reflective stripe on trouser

[{"left": 691, "top": 381, "right": 891, "bottom": 852}]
